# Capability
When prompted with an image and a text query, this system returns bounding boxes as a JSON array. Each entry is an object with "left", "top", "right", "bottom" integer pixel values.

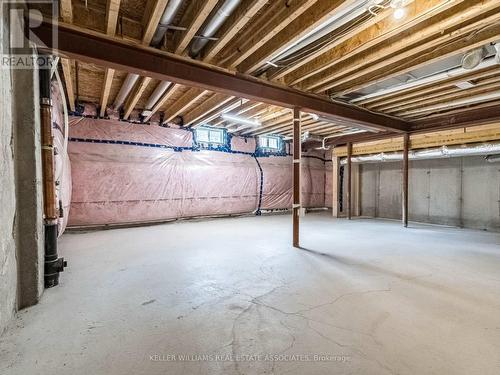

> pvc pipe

[{"left": 340, "top": 142, "right": 500, "bottom": 164}]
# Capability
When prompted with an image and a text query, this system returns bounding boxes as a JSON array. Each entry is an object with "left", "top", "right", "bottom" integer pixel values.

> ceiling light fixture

[
  {"left": 393, "top": 7, "right": 405, "bottom": 19},
  {"left": 222, "top": 114, "right": 261, "bottom": 127}
]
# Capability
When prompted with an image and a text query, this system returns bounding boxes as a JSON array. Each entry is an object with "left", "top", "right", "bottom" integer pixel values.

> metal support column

[
  {"left": 293, "top": 107, "right": 301, "bottom": 247},
  {"left": 346, "top": 142, "right": 352, "bottom": 220},
  {"left": 402, "top": 133, "right": 410, "bottom": 227}
]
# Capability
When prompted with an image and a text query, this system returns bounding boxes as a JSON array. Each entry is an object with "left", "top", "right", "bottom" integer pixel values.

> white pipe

[
  {"left": 340, "top": 142, "right": 500, "bottom": 164},
  {"left": 113, "top": 73, "right": 139, "bottom": 108},
  {"left": 151, "top": 0, "right": 184, "bottom": 46},
  {"left": 351, "top": 56, "right": 499, "bottom": 103},
  {"left": 190, "top": 0, "right": 241, "bottom": 57}
]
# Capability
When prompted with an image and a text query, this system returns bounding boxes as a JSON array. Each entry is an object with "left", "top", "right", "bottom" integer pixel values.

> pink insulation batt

[{"left": 67, "top": 117, "right": 331, "bottom": 227}]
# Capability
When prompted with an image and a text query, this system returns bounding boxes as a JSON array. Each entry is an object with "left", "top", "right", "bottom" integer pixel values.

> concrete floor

[{"left": 1, "top": 212, "right": 500, "bottom": 375}]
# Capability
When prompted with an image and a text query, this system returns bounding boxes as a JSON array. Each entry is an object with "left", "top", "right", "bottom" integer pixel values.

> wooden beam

[
  {"left": 164, "top": 88, "right": 208, "bottom": 123},
  {"left": 223, "top": 0, "right": 317, "bottom": 69},
  {"left": 309, "top": 2, "right": 500, "bottom": 93},
  {"left": 271, "top": 8, "right": 391, "bottom": 81},
  {"left": 334, "top": 123, "right": 500, "bottom": 156},
  {"left": 364, "top": 66, "right": 500, "bottom": 109},
  {"left": 105, "top": 0, "right": 121, "bottom": 35},
  {"left": 123, "top": 76, "right": 152, "bottom": 119},
  {"left": 101, "top": 0, "right": 122, "bottom": 117},
  {"left": 286, "top": 0, "right": 455, "bottom": 86},
  {"left": 203, "top": 0, "right": 268, "bottom": 63},
  {"left": 238, "top": 0, "right": 349, "bottom": 73},
  {"left": 293, "top": 107, "right": 301, "bottom": 248},
  {"left": 142, "top": 0, "right": 169, "bottom": 45},
  {"left": 402, "top": 133, "right": 409, "bottom": 228},
  {"left": 33, "top": 20, "right": 409, "bottom": 133},
  {"left": 195, "top": 98, "right": 244, "bottom": 127},
  {"left": 329, "top": 16, "right": 500, "bottom": 95},
  {"left": 411, "top": 105, "right": 500, "bottom": 132},
  {"left": 59, "top": 0, "right": 73, "bottom": 23},
  {"left": 60, "top": 58, "right": 75, "bottom": 112},
  {"left": 183, "top": 93, "right": 235, "bottom": 126},
  {"left": 174, "top": 0, "right": 219, "bottom": 55},
  {"left": 99, "top": 68, "right": 114, "bottom": 117},
  {"left": 377, "top": 73, "right": 500, "bottom": 114}
]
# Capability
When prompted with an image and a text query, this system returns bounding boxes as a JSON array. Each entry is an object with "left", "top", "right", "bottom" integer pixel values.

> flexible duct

[
  {"left": 114, "top": 73, "right": 139, "bottom": 108},
  {"left": 142, "top": 81, "right": 171, "bottom": 115},
  {"left": 151, "top": 0, "right": 183, "bottom": 46},
  {"left": 340, "top": 142, "right": 500, "bottom": 164},
  {"left": 189, "top": 0, "right": 241, "bottom": 58}
]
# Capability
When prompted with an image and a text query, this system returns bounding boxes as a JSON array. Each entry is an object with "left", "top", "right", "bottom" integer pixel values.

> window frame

[
  {"left": 195, "top": 126, "right": 227, "bottom": 147},
  {"left": 258, "top": 135, "right": 283, "bottom": 153}
]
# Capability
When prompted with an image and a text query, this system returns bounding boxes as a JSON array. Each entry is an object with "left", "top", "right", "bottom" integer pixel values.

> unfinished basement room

[{"left": 1, "top": 0, "right": 500, "bottom": 374}]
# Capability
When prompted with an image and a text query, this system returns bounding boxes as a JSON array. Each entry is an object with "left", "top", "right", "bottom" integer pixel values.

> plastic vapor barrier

[
  {"left": 51, "top": 82, "right": 72, "bottom": 234},
  {"left": 67, "top": 117, "right": 331, "bottom": 227}
]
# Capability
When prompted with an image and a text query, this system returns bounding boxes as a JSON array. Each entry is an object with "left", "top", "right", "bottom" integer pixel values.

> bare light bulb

[{"left": 394, "top": 7, "right": 405, "bottom": 19}]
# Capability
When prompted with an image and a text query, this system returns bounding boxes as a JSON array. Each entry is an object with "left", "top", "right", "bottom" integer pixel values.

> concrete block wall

[{"left": 359, "top": 157, "right": 500, "bottom": 231}]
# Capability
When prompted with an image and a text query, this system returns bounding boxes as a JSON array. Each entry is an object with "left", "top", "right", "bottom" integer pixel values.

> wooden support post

[
  {"left": 402, "top": 133, "right": 410, "bottom": 227},
  {"left": 346, "top": 142, "right": 352, "bottom": 220},
  {"left": 293, "top": 107, "right": 301, "bottom": 247}
]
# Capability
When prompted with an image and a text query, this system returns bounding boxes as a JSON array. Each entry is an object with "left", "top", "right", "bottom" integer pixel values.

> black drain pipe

[{"left": 40, "top": 62, "right": 66, "bottom": 288}]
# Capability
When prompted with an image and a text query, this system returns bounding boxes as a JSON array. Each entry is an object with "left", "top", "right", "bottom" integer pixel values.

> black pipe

[{"left": 44, "top": 223, "right": 66, "bottom": 288}]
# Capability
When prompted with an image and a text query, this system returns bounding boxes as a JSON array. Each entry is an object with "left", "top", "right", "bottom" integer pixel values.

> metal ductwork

[
  {"left": 340, "top": 142, "right": 500, "bottom": 164},
  {"left": 189, "top": 0, "right": 241, "bottom": 58},
  {"left": 141, "top": 81, "right": 172, "bottom": 116},
  {"left": 113, "top": 73, "right": 139, "bottom": 108},
  {"left": 151, "top": 0, "right": 183, "bottom": 46},
  {"left": 351, "top": 56, "right": 499, "bottom": 103},
  {"left": 270, "top": 0, "right": 369, "bottom": 66}
]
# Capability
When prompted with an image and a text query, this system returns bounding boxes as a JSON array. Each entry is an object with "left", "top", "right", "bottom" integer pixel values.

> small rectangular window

[
  {"left": 196, "top": 127, "right": 225, "bottom": 146},
  {"left": 258, "top": 135, "right": 282, "bottom": 152}
]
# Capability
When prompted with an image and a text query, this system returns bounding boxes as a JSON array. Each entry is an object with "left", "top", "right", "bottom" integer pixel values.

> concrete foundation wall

[
  {"left": 0, "top": 3, "right": 18, "bottom": 334},
  {"left": 359, "top": 157, "right": 500, "bottom": 231},
  {"left": 0, "top": 4, "right": 44, "bottom": 334}
]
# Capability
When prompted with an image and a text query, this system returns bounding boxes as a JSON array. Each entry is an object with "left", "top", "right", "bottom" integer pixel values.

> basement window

[
  {"left": 195, "top": 127, "right": 225, "bottom": 146},
  {"left": 258, "top": 135, "right": 282, "bottom": 152}
]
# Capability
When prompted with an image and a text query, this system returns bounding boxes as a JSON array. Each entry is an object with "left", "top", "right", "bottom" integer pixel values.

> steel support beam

[
  {"left": 293, "top": 107, "right": 301, "bottom": 248},
  {"left": 31, "top": 20, "right": 409, "bottom": 133}
]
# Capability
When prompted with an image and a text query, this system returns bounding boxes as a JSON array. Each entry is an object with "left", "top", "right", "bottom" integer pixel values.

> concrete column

[{"left": 13, "top": 54, "right": 44, "bottom": 308}]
